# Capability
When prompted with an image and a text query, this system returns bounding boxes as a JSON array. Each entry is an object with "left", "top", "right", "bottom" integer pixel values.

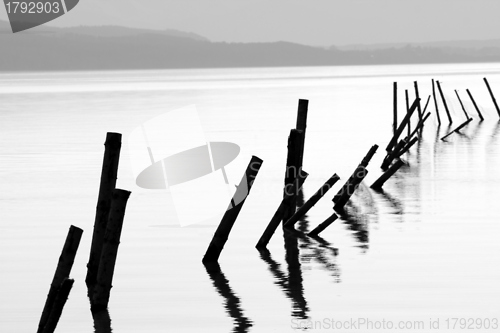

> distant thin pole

[
  {"left": 483, "top": 77, "right": 500, "bottom": 117},
  {"left": 432, "top": 79, "right": 442, "bottom": 125},
  {"left": 466, "top": 89, "right": 484, "bottom": 121},
  {"left": 393, "top": 82, "right": 398, "bottom": 136},
  {"left": 414, "top": 81, "right": 423, "bottom": 133},
  {"left": 454, "top": 90, "right": 469, "bottom": 120},
  {"left": 436, "top": 80, "right": 453, "bottom": 124},
  {"left": 405, "top": 89, "right": 411, "bottom": 137}
]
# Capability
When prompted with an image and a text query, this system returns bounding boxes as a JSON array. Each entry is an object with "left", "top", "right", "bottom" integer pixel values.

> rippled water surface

[{"left": 1, "top": 64, "right": 500, "bottom": 332}]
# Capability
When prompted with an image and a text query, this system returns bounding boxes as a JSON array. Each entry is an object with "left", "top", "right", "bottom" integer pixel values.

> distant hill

[{"left": 1, "top": 20, "right": 500, "bottom": 71}]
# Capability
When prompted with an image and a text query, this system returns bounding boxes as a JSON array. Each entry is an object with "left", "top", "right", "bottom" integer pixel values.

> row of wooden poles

[
  {"left": 202, "top": 97, "right": 419, "bottom": 265},
  {"left": 37, "top": 133, "right": 131, "bottom": 333},
  {"left": 391, "top": 78, "right": 500, "bottom": 143}
]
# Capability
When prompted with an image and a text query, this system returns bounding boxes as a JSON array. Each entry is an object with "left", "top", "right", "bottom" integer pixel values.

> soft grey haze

[{"left": 1, "top": 0, "right": 500, "bottom": 45}]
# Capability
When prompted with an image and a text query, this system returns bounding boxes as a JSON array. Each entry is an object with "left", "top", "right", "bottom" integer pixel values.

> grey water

[{"left": 1, "top": 63, "right": 500, "bottom": 332}]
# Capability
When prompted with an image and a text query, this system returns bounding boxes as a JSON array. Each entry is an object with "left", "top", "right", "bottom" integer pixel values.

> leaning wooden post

[
  {"left": 436, "top": 80, "right": 453, "bottom": 124},
  {"left": 393, "top": 82, "right": 398, "bottom": 136},
  {"left": 284, "top": 173, "right": 340, "bottom": 229},
  {"left": 405, "top": 89, "right": 411, "bottom": 137},
  {"left": 283, "top": 129, "right": 303, "bottom": 221},
  {"left": 256, "top": 170, "right": 308, "bottom": 249},
  {"left": 414, "top": 81, "right": 423, "bottom": 133},
  {"left": 86, "top": 132, "right": 122, "bottom": 289},
  {"left": 41, "top": 278, "right": 74, "bottom": 333},
  {"left": 203, "top": 156, "right": 263, "bottom": 263},
  {"left": 92, "top": 189, "right": 131, "bottom": 311},
  {"left": 332, "top": 165, "right": 368, "bottom": 212},
  {"left": 308, "top": 213, "right": 338, "bottom": 237},
  {"left": 483, "top": 77, "right": 500, "bottom": 117},
  {"left": 360, "top": 144, "right": 379, "bottom": 168},
  {"left": 432, "top": 79, "right": 442, "bottom": 125},
  {"left": 386, "top": 98, "right": 419, "bottom": 153},
  {"left": 455, "top": 90, "right": 469, "bottom": 120},
  {"left": 407, "top": 112, "right": 431, "bottom": 142},
  {"left": 37, "top": 225, "right": 83, "bottom": 333},
  {"left": 466, "top": 89, "right": 484, "bottom": 121},
  {"left": 440, "top": 118, "right": 473, "bottom": 141},
  {"left": 381, "top": 139, "right": 406, "bottom": 170},
  {"left": 371, "top": 159, "right": 405, "bottom": 191}
]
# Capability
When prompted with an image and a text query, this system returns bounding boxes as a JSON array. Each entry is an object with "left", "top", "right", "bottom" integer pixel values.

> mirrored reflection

[
  {"left": 92, "top": 309, "right": 112, "bottom": 333},
  {"left": 488, "top": 120, "right": 500, "bottom": 142},
  {"left": 204, "top": 263, "right": 253, "bottom": 333},
  {"left": 336, "top": 202, "right": 370, "bottom": 250},
  {"left": 371, "top": 188, "right": 404, "bottom": 217}
]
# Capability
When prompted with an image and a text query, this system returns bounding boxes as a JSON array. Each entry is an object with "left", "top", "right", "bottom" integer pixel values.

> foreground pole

[
  {"left": 41, "top": 278, "right": 74, "bottom": 333},
  {"left": 92, "top": 189, "right": 131, "bottom": 311},
  {"left": 37, "top": 225, "right": 83, "bottom": 333},
  {"left": 466, "top": 89, "right": 484, "bottom": 121},
  {"left": 483, "top": 77, "right": 500, "bottom": 117},
  {"left": 86, "top": 132, "right": 122, "bottom": 288},
  {"left": 203, "top": 156, "right": 263, "bottom": 263},
  {"left": 371, "top": 159, "right": 405, "bottom": 190},
  {"left": 436, "top": 81, "right": 453, "bottom": 124},
  {"left": 308, "top": 213, "right": 338, "bottom": 237},
  {"left": 432, "top": 79, "right": 442, "bottom": 125}
]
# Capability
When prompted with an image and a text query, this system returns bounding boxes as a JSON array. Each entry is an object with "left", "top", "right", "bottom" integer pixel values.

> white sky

[{"left": 2, "top": 0, "right": 500, "bottom": 46}]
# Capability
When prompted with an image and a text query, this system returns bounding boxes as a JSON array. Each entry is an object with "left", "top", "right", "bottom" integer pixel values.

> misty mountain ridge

[{"left": 1, "top": 21, "right": 500, "bottom": 71}]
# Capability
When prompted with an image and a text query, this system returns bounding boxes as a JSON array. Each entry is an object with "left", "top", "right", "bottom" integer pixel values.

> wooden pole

[
  {"left": 393, "top": 82, "right": 398, "bottom": 136},
  {"left": 414, "top": 81, "right": 423, "bottom": 133},
  {"left": 381, "top": 139, "right": 407, "bottom": 170},
  {"left": 466, "top": 89, "right": 484, "bottom": 121},
  {"left": 441, "top": 118, "right": 473, "bottom": 141},
  {"left": 360, "top": 144, "right": 379, "bottom": 168},
  {"left": 283, "top": 129, "right": 303, "bottom": 222},
  {"left": 92, "top": 189, "right": 131, "bottom": 311},
  {"left": 284, "top": 173, "right": 340, "bottom": 229},
  {"left": 455, "top": 90, "right": 469, "bottom": 120},
  {"left": 483, "top": 77, "right": 500, "bottom": 117},
  {"left": 405, "top": 89, "right": 411, "bottom": 137},
  {"left": 436, "top": 80, "right": 453, "bottom": 124},
  {"left": 332, "top": 165, "right": 368, "bottom": 212},
  {"left": 203, "top": 156, "right": 263, "bottom": 263},
  {"left": 395, "top": 137, "right": 419, "bottom": 158},
  {"left": 371, "top": 159, "right": 405, "bottom": 190},
  {"left": 86, "top": 132, "right": 122, "bottom": 288},
  {"left": 256, "top": 170, "right": 308, "bottom": 249},
  {"left": 41, "top": 278, "right": 74, "bottom": 333},
  {"left": 432, "top": 79, "right": 442, "bottom": 125},
  {"left": 37, "top": 225, "right": 83, "bottom": 333},
  {"left": 407, "top": 112, "right": 431, "bottom": 142},
  {"left": 308, "top": 213, "right": 338, "bottom": 237},
  {"left": 296, "top": 99, "right": 308, "bottom": 168},
  {"left": 386, "top": 98, "right": 420, "bottom": 153}
]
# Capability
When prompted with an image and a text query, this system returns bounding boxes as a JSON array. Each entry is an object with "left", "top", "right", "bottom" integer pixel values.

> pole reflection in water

[
  {"left": 336, "top": 202, "right": 370, "bottom": 250},
  {"left": 92, "top": 309, "right": 112, "bottom": 333},
  {"left": 204, "top": 263, "right": 253, "bottom": 333}
]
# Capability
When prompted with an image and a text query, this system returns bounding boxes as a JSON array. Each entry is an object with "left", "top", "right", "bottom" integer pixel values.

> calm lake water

[{"left": 1, "top": 64, "right": 500, "bottom": 332}]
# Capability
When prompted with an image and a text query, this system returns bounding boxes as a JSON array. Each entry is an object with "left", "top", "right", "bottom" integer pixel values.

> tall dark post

[
  {"left": 386, "top": 98, "right": 420, "bottom": 153},
  {"left": 432, "top": 79, "right": 442, "bottom": 125},
  {"left": 466, "top": 89, "right": 484, "bottom": 121},
  {"left": 455, "top": 90, "right": 469, "bottom": 120},
  {"left": 296, "top": 99, "right": 308, "bottom": 168},
  {"left": 405, "top": 89, "right": 411, "bottom": 137},
  {"left": 414, "top": 81, "right": 423, "bottom": 133},
  {"left": 86, "top": 132, "right": 122, "bottom": 288},
  {"left": 483, "top": 77, "right": 500, "bottom": 117},
  {"left": 393, "top": 82, "right": 398, "bottom": 136},
  {"left": 436, "top": 81, "right": 453, "bottom": 124},
  {"left": 283, "top": 129, "right": 303, "bottom": 222},
  {"left": 92, "top": 189, "right": 131, "bottom": 311},
  {"left": 203, "top": 156, "right": 263, "bottom": 263}
]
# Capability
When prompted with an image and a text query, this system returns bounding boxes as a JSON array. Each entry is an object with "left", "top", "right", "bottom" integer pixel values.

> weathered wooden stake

[
  {"left": 284, "top": 173, "right": 340, "bottom": 229},
  {"left": 382, "top": 139, "right": 407, "bottom": 170},
  {"left": 360, "top": 144, "right": 379, "bottom": 168},
  {"left": 386, "top": 98, "right": 420, "bottom": 153},
  {"left": 395, "top": 137, "right": 419, "bottom": 158},
  {"left": 332, "top": 165, "right": 368, "bottom": 212},
  {"left": 308, "top": 213, "right": 338, "bottom": 237},
  {"left": 92, "top": 189, "right": 131, "bottom": 311},
  {"left": 484, "top": 77, "right": 500, "bottom": 117},
  {"left": 436, "top": 80, "right": 453, "bottom": 124},
  {"left": 405, "top": 89, "right": 411, "bottom": 137},
  {"left": 371, "top": 159, "right": 405, "bottom": 190},
  {"left": 414, "top": 81, "right": 423, "bottom": 133},
  {"left": 86, "top": 132, "right": 122, "bottom": 288},
  {"left": 37, "top": 225, "right": 83, "bottom": 333},
  {"left": 283, "top": 129, "right": 304, "bottom": 221},
  {"left": 455, "top": 90, "right": 469, "bottom": 120},
  {"left": 296, "top": 99, "right": 308, "bottom": 167},
  {"left": 41, "top": 278, "right": 74, "bottom": 333},
  {"left": 256, "top": 170, "right": 308, "bottom": 249},
  {"left": 441, "top": 118, "right": 473, "bottom": 141},
  {"left": 466, "top": 89, "right": 484, "bottom": 121},
  {"left": 432, "top": 79, "right": 442, "bottom": 125},
  {"left": 407, "top": 112, "right": 431, "bottom": 142},
  {"left": 393, "top": 82, "right": 398, "bottom": 136},
  {"left": 203, "top": 156, "right": 263, "bottom": 263}
]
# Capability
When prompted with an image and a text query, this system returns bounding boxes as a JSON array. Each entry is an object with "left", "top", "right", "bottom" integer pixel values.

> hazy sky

[{"left": 2, "top": 0, "right": 500, "bottom": 45}]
